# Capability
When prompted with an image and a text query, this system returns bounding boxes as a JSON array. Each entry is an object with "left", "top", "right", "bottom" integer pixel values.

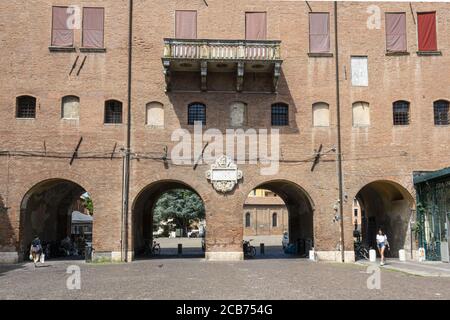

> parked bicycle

[
  {"left": 354, "top": 241, "right": 370, "bottom": 260},
  {"left": 151, "top": 240, "right": 161, "bottom": 256},
  {"left": 243, "top": 239, "right": 256, "bottom": 258}
]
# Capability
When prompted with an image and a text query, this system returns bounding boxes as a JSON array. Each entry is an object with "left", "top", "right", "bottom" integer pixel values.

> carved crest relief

[{"left": 206, "top": 155, "right": 243, "bottom": 193}]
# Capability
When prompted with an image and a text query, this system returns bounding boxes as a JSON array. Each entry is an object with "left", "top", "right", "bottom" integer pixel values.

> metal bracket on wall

[
  {"left": 76, "top": 56, "right": 87, "bottom": 76},
  {"left": 69, "top": 56, "right": 80, "bottom": 76},
  {"left": 70, "top": 137, "right": 84, "bottom": 166},
  {"left": 311, "top": 144, "right": 323, "bottom": 172}
]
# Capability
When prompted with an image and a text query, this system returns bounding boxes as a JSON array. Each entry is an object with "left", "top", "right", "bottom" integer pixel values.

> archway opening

[
  {"left": 355, "top": 180, "right": 414, "bottom": 259},
  {"left": 20, "top": 179, "right": 94, "bottom": 261},
  {"left": 133, "top": 181, "right": 206, "bottom": 259},
  {"left": 243, "top": 180, "right": 314, "bottom": 259}
]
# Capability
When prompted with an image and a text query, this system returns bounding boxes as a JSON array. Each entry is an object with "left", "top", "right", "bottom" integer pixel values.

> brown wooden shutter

[
  {"left": 245, "top": 12, "right": 267, "bottom": 40},
  {"left": 82, "top": 8, "right": 105, "bottom": 48},
  {"left": 385, "top": 13, "right": 407, "bottom": 52},
  {"left": 175, "top": 11, "right": 197, "bottom": 39},
  {"left": 309, "top": 13, "right": 330, "bottom": 53},
  {"left": 52, "top": 7, "right": 73, "bottom": 47}
]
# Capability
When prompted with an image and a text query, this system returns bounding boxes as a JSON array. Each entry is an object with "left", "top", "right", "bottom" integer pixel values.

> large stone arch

[
  {"left": 354, "top": 179, "right": 415, "bottom": 258},
  {"left": 18, "top": 177, "right": 94, "bottom": 261},
  {"left": 131, "top": 179, "right": 207, "bottom": 258},
  {"left": 241, "top": 179, "right": 316, "bottom": 257}
]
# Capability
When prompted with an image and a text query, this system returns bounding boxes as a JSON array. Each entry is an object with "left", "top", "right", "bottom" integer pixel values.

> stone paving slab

[
  {"left": 356, "top": 259, "right": 450, "bottom": 277},
  {"left": 1, "top": 258, "right": 450, "bottom": 300}
]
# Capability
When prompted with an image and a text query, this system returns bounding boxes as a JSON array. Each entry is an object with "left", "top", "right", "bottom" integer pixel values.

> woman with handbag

[{"left": 376, "top": 229, "right": 388, "bottom": 266}]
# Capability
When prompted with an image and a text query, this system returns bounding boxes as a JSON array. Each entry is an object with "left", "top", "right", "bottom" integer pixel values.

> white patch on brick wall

[
  {"left": 230, "top": 102, "right": 246, "bottom": 127},
  {"left": 313, "top": 102, "right": 330, "bottom": 127},
  {"left": 146, "top": 102, "right": 164, "bottom": 127},
  {"left": 352, "top": 102, "right": 370, "bottom": 127},
  {"left": 351, "top": 56, "right": 368, "bottom": 87}
]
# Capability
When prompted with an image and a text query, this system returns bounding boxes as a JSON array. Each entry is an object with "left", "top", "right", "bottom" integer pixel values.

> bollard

[
  {"left": 369, "top": 249, "right": 377, "bottom": 262},
  {"left": 260, "top": 243, "right": 265, "bottom": 255},
  {"left": 309, "top": 249, "right": 316, "bottom": 261},
  {"left": 399, "top": 249, "right": 406, "bottom": 262},
  {"left": 178, "top": 244, "right": 182, "bottom": 255}
]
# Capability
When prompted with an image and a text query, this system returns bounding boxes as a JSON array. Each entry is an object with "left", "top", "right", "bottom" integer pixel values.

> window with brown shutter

[
  {"left": 245, "top": 12, "right": 267, "bottom": 40},
  {"left": 385, "top": 13, "right": 407, "bottom": 52},
  {"left": 309, "top": 13, "right": 330, "bottom": 53},
  {"left": 51, "top": 6, "right": 73, "bottom": 47},
  {"left": 417, "top": 12, "right": 437, "bottom": 51},
  {"left": 175, "top": 10, "right": 197, "bottom": 39},
  {"left": 82, "top": 8, "right": 105, "bottom": 48}
]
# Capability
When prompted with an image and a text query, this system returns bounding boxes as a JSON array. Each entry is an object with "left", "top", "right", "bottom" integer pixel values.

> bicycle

[
  {"left": 151, "top": 241, "right": 161, "bottom": 256},
  {"left": 243, "top": 239, "right": 256, "bottom": 258},
  {"left": 354, "top": 241, "right": 370, "bottom": 260}
]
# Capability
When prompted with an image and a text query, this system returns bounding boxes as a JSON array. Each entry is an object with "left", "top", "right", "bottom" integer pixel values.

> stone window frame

[
  {"left": 271, "top": 102, "right": 289, "bottom": 127},
  {"left": 61, "top": 95, "right": 81, "bottom": 120},
  {"left": 392, "top": 100, "right": 410, "bottom": 126},
  {"left": 188, "top": 102, "right": 206, "bottom": 126},
  {"left": 433, "top": 100, "right": 449, "bottom": 126},
  {"left": 145, "top": 101, "right": 165, "bottom": 128},
  {"left": 16, "top": 95, "right": 37, "bottom": 119},
  {"left": 245, "top": 212, "right": 251, "bottom": 228},
  {"left": 229, "top": 101, "right": 248, "bottom": 128},
  {"left": 104, "top": 99, "right": 123, "bottom": 124},
  {"left": 312, "top": 101, "right": 330, "bottom": 127},
  {"left": 352, "top": 101, "right": 371, "bottom": 128},
  {"left": 272, "top": 212, "right": 278, "bottom": 228}
]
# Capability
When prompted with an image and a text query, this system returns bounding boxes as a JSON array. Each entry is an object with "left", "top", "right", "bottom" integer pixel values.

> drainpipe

[
  {"left": 334, "top": 1, "right": 345, "bottom": 263},
  {"left": 121, "top": 0, "right": 134, "bottom": 262}
]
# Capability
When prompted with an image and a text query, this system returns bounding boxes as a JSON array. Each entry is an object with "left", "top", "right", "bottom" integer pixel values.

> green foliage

[
  {"left": 153, "top": 189, "right": 205, "bottom": 234},
  {"left": 412, "top": 203, "right": 426, "bottom": 238},
  {"left": 83, "top": 197, "right": 94, "bottom": 215}
]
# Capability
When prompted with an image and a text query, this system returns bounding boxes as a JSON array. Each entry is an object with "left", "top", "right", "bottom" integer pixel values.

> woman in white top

[{"left": 376, "top": 229, "right": 388, "bottom": 265}]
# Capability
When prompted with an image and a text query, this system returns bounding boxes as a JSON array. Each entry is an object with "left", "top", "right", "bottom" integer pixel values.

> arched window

[
  {"left": 230, "top": 102, "right": 247, "bottom": 127},
  {"left": 352, "top": 101, "right": 370, "bottom": 127},
  {"left": 16, "top": 96, "right": 36, "bottom": 118},
  {"left": 313, "top": 102, "right": 330, "bottom": 127},
  {"left": 62, "top": 96, "right": 80, "bottom": 120},
  {"left": 392, "top": 101, "right": 410, "bottom": 125},
  {"left": 245, "top": 212, "right": 251, "bottom": 228},
  {"left": 146, "top": 102, "right": 164, "bottom": 127},
  {"left": 104, "top": 100, "right": 123, "bottom": 124},
  {"left": 272, "top": 213, "right": 278, "bottom": 227},
  {"left": 188, "top": 103, "right": 206, "bottom": 125},
  {"left": 434, "top": 100, "right": 449, "bottom": 126},
  {"left": 271, "top": 103, "right": 289, "bottom": 126}
]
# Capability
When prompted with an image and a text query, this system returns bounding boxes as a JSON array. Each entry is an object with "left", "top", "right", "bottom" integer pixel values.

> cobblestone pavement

[{"left": 1, "top": 257, "right": 450, "bottom": 300}]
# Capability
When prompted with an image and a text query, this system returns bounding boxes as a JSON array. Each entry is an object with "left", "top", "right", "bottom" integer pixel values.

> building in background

[{"left": 244, "top": 189, "right": 288, "bottom": 236}]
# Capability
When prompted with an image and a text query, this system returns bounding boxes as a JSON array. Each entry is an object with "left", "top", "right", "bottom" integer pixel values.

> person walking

[
  {"left": 376, "top": 229, "right": 388, "bottom": 265},
  {"left": 30, "top": 236, "right": 42, "bottom": 267}
]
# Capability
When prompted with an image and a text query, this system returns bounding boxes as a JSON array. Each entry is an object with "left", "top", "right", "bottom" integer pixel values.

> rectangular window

[
  {"left": 245, "top": 12, "right": 267, "bottom": 40},
  {"left": 271, "top": 104, "right": 289, "bottom": 126},
  {"left": 351, "top": 56, "right": 368, "bottom": 87},
  {"left": 385, "top": 13, "right": 407, "bottom": 52},
  {"left": 82, "top": 8, "right": 105, "bottom": 48},
  {"left": 175, "top": 10, "right": 197, "bottom": 39},
  {"left": 51, "top": 6, "right": 73, "bottom": 47},
  {"left": 309, "top": 13, "right": 330, "bottom": 53},
  {"left": 417, "top": 12, "right": 437, "bottom": 51}
]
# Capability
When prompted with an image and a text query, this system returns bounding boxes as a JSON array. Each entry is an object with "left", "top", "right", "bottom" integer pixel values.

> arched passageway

[
  {"left": 243, "top": 180, "right": 314, "bottom": 258},
  {"left": 355, "top": 180, "right": 415, "bottom": 258},
  {"left": 19, "top": 179, "right": 94, "bottom": 261},
  {"left": 132, "top": 180, "right": 205, "bottom": 258}
]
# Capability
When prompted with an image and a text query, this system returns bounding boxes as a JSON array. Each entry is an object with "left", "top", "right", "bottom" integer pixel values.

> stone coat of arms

[{"left": 206, "top": 155, "right": 243, "bottom": 193}]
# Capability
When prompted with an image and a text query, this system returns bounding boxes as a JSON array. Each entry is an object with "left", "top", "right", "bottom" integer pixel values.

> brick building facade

[{"left": 1, "top": 1, "right": 450, "bottom": 263}]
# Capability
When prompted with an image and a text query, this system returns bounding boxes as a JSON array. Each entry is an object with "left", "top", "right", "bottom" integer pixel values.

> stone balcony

[{"left": 162, "top": 38, "right": 282, "bottom": 93}]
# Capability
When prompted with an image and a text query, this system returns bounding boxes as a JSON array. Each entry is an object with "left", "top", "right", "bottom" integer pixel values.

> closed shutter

[
  {"left": 175, "top": 11, "right": 197, "bottom": 39},
  {"left": 52, "top": 7, "right": 73, "bottom": 47},
  {"left": 418, "top": 12, "right": 437, "bottom": 51},
  {"left": 386, "top": 13, "right": 407, "bottom": 52},
  {"left": 245, "top": 12, "right": 267, "bottom": 40},
  {"left": 83, "top": 8, "right": 104, "bottom": 48}
]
